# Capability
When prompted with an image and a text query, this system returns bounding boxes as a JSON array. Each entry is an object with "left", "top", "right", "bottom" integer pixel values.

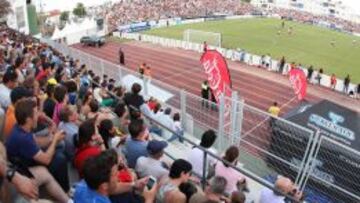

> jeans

[
  {"left": 150, "top": 126, "right": 163, "bottom": 137},
  {"left": 167, "top": 129, "right": 184, "bottom": 143},
  {"left": 48, "top": 147, "right": 70, "bottom": 192}
]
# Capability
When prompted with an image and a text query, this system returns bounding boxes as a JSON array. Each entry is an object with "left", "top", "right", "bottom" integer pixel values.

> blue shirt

[
  {"left": 74, "top": 180, "right": 111, "bottom": 203},
  {"left": 123, "top": 137, "right": 148, "bottom": 168},
  {"left": 6, "top": 125, "right": 40, "bottom": 167},
  {"left": 58, "top": 122, "right": 78, "bottom": 160}
]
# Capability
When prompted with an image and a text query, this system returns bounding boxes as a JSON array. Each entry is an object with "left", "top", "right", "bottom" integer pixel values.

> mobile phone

[{"left": 146, "top": 176, "right": 156, "bottom": 190}]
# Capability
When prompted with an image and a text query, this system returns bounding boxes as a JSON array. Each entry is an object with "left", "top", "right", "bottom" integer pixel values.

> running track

[{"left": 73, "top": 41, "right": 320, "bottom": 114}]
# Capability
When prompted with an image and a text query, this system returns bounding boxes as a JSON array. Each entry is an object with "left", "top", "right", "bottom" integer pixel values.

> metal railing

[{"left": 40, "top": 37, "right": 360, "bottom": 203}]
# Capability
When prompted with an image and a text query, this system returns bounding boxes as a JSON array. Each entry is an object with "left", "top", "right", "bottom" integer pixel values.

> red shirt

[
  {"left": 118, "top": 169, "right": 133, "bottom": 182},
  {"left": 148, "top": 101, "right": 157, "bottom": 111},
  {"left": 74, "top": 145, "right": 101, "bottom": 177},
  {"left": 331, "top": 76, "right": 337, "bottom": 85},
  {"left": 35, "top": 70, "right": 48, "bottom": 81}
]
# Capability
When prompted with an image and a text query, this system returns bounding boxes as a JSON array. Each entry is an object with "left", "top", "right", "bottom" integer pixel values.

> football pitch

[{"left": 143, "top": 18, "right": 360, "bottom": 83}]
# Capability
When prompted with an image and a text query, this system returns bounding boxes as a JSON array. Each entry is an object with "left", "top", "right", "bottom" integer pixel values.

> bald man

[{"left": 259, "top": 176, "right": 302, "bottom": 203}]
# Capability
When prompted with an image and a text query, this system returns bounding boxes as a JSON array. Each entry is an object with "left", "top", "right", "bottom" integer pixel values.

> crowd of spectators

[
  {"left": 95, "top": 0, "right": 360, "bottom": 34},
  {"left": 270, "top": 7, "right": 360, "bottom": 33},
  {"left": 100, "top": 0, "right": 257, "bottom": 32},
  {"left": 0, "top": 24, "right": 308, "bottom": 203}
]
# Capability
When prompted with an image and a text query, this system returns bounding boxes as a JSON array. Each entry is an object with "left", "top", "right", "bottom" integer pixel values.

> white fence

[{"left": 120, "top": 32, "right": 358, "bottom": 95}]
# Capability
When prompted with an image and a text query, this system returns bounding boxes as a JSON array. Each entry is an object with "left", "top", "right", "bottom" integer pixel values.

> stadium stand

[
  {"left": 0, "top": 25, "right": 308, "bottom": 203},
  {"left": 99, "top": 1, "right": 360, "bottom": 33}
]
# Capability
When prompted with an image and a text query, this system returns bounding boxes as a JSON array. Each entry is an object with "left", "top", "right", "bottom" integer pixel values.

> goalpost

[{"left": 183, "top": 29, "right": 222, "bottom": 48}]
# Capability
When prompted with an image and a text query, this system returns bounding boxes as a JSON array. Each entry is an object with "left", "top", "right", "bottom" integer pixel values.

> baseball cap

[
  {"left": 147, "top": 140, "right": 168, "bottom": 154},
  {"left": 47, "top": 78, "right": 58, "bottom": 85}
]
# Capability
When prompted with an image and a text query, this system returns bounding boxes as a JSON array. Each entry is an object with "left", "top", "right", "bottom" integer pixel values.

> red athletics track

[
  {"left": 72, "top": 41, "right": 321, "bottom": 113},
  {"left": 72, "top": 40, "right": 360, "bottom": 113}
]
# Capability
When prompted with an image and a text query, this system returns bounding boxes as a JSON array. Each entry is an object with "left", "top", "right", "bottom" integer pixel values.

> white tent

[
  {"left": 50, "top": 18, "right": 99, "bottom": 44},
  {"left": 51, "top": 26, "right": 61, "bottom": 40}
]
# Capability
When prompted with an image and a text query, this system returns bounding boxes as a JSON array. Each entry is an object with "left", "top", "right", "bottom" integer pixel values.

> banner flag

[
  {"left": 289, "top": 68, "right": 307, "bottom": 100},
  {"left": 200, "top": 50, "right": 232, "bottom": 116}
]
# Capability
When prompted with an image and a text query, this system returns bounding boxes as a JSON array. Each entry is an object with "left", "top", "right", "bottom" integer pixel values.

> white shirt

[
  {"left": 0, "top": 84, "right": 11, "bottom": 109},
  {"left": 157, "top": 113, "right": 174, "bottom": 130},
  {"left": 173, "top": 121, "right": 182, "bottom": 132},
  {"left": 187, "top": 147, "right": 216, "bottom": 177},
  {"left": 93, "top": 87, "right": 103, "bottom": 103},
  {"left": 135, "top": 156, "right": 168, "bottom": 181},
  {"left": 259, "top": 188, "right": 286, "bottom": 203},
  {"left": 157, "top": 112, "right": 175, "bottom": 138}
]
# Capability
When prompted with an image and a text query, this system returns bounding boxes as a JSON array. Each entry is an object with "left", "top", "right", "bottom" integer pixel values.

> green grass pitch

[{"left": 143, "top": 18, "right": 360, "bottom": 83}]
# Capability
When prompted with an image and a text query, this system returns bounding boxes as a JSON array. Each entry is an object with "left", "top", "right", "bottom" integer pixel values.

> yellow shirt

[{"left": 268, "top": 106, "right": 280, "bottom": 117}]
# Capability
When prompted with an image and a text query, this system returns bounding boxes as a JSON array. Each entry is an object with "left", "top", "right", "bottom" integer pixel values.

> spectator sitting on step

[
  {"left": 189, "top": 176, "right": 228, "bottom": 203},
  {"left": 0, "top": 68, "right": 18, "bottom": 110},
  {"left": 179, "top": 182, "right": 198, "bottom": 203},
  {"left": 167, "top": 113, "right": 184, "bottom": 143},
  {"left": 6, "top": 98, "right": 70, "bottom": 202},
  {"left": 135, "top": 139, "right": 169, "bottom": 181},
  {"left": 4, "top": 86, "right": 33, "bottom": 138},
  {"left": 187, "top": 130, "right": 217, "bottom": 178},
  {"left": 214, "top": 146, "right": 246, "bottom": 195},
  {"left": 74, "top": 117, "right": 106, "bottom": 176},
  {"left": 157, "top": 107, "right": 175, "bottom": 138},
  {"left": 259, "top": 176, "right": 303, "bottom": 203},
  {"left": 123, "top": 119, "right": 149, "bottom": 168},
  {"left": 157, "top": 159, "right": 193, "bottom": 203},
  {"left": 58, "top": 105, "right": 79, "bottom": 161},
  {"left": 52, "top": 84, "right": 68, "bottom": 126}
]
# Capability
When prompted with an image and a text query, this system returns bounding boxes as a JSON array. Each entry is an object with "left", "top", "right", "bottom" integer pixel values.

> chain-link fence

[
  {"left": 229, "top": 102, "right": 315, "bottom": 189},
  {"left": 300, "top": 136, "right": 360, "bottom": 203}
]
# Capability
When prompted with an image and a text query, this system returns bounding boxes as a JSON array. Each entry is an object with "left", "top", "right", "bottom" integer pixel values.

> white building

[
  {"left": 6, "top": 0, "right": 30, "bottom": 34},
  {"left": 251, "top": 0, "right": 360, "bottom": 23}
]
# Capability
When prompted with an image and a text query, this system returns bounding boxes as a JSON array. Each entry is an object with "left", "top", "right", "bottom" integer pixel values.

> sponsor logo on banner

[
  {"left": 309, "top": 112, "right": 355, "bottom": 141},
  {"left": 200, "top": 50, "right": 232, "bottom": 118},
  {"left": 289, "top": 68, "right": 307, "bottom": 100}
]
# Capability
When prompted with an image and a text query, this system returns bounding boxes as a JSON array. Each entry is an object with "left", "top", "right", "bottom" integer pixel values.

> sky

[
  {"left": 33, "top": 0, "right": 360, "bottom": 15},
  {"left": 342, "top": 0, "right": 360, "bottom": 14}
]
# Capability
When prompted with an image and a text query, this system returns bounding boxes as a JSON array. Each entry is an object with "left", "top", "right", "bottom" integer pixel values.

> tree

[
  {"left": 60, "top": 11, "right": 69, "bottom": 22},
  {"left": 0, "top": 0, "right": 12, "bottom": 18},
  {"left": 241, "top": 0, "right": 251, "bottom": 3},
  {"left": 72, "top": 3, "right": 86, "bottom": 18}
]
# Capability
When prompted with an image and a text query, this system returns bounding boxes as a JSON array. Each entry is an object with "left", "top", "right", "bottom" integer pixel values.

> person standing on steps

[
  {"left": 201, "top": 81, "right": 210, "bottom": 108},
  {"left": 203, "top": 41, "right": 208, "bottom": 52},
  {"left": 343, "top": 74, "right": 351, "bottom": 94},
  {"left": 119, "top": 48, "right": 125, "bottom": 65},
  {"left": 307, "top": 65, "right": 314, "bottom": 82}
]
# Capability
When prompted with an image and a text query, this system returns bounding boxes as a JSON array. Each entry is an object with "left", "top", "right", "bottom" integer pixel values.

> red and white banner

[
  {"left": 200, "top": 50, "right": 232, "bottom": 115},
  {"left": 289, "top": 68, "right": 307, "bottom": 100}
]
